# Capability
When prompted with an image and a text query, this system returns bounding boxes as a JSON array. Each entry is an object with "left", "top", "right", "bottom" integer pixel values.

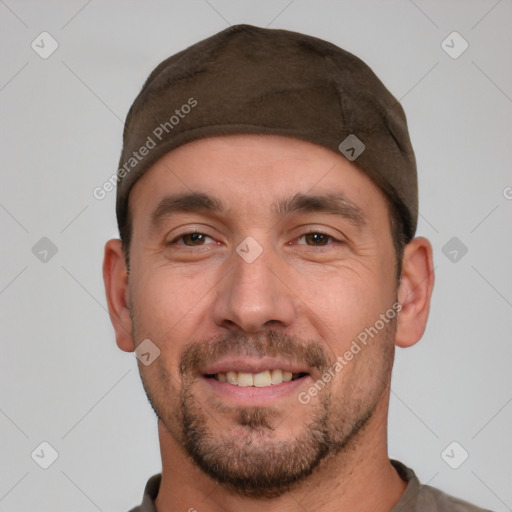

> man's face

[{"left": 126, "top": 134, "right": 399, "bottom": 497}]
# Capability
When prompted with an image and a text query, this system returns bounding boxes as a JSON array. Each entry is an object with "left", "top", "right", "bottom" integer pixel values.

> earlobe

[
  {"left": 102, "top": 239, "right": 135, "bottom": 352},
  {"left": 395, "top": 237, "right": 435, "bottom": 348}
]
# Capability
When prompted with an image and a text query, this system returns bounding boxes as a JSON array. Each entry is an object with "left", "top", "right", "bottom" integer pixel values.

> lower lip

[{"left": 201, "top": 376, "right": 311, "bottom": 406}]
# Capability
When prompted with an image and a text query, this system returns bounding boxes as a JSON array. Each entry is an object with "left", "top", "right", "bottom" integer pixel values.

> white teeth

[
  {"left": 237, "top": 372, "right": 254, "bottom": 387},
  {"left": 271, "top": 369, "right": 283, "bottom": 385},
  {"left": 213, "top": 369, "right": 302, "bottom": 387},
  {"left": 253, "top": 370, "right": 271, "bottom": 387}
]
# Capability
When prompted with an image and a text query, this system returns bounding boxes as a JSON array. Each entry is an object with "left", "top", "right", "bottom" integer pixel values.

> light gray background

[{"left": 1, "top": 1, "right": 511, "bottom": 510}]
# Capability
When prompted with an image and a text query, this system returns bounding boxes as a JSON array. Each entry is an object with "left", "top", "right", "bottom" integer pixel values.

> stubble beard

[{"left": 136, "top": 324, "right": 396, "bottom": 499}]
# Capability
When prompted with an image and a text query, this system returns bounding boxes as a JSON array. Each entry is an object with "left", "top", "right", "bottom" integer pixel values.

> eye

[
  {"left": 297, "top": 231, "right": 336, "bottom": 247},
  {"left": 170, "top": 232, "right": 216, "bottom": 247}
]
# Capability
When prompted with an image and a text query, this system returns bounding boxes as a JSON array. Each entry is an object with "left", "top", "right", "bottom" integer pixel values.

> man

[{"left": 103, "top": 24, "right": 491, "bottom": 511}]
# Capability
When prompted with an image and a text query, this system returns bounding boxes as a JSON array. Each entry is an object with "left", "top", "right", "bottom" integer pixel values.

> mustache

[{"left": 179, "top": 330, "right": 331, "bottom": 376}]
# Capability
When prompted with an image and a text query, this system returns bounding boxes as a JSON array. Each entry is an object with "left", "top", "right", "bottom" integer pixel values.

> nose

[{"left": 212, "top": 240, "right": 297, "bottom": 333}]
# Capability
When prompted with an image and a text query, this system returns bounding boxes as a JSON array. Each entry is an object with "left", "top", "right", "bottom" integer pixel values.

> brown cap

[{"left": 116, "top": 24, "right": 418, "bottom": 241}]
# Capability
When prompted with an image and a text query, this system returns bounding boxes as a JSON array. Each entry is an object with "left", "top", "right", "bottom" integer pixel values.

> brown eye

[
  {"left": 174, "top": 232, "right": 214, "bottom": 246},
  {"left": 299, "top": 232, "right": 334, "bottom": 246}
]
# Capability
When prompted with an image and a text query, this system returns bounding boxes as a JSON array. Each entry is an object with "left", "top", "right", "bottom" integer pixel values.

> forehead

[{"left": 127, "top": 134, "right": 389, "bottom": 223}]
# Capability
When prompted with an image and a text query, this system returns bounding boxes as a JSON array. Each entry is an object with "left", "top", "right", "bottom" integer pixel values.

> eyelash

[
  {"left": 169, "top": 229, "right": 341, "bottom": 247},
  {"left": 297, "top": 229, "right": 337, "bottom": 246},
  {"left": 169, "top": 231, "right": 216, "bottom": 247}
]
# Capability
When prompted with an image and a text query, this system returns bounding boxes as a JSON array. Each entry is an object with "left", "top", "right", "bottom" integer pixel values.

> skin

[{"left": 103, "top": 134, "right": 434, "bottom": 512}]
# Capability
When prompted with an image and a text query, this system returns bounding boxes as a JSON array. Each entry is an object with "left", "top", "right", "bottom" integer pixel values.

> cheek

[
  {"left": 294, "top": 265, "right": 393, "bottom": 348},
  {"left": 129, "top": 264, "right": 218, "bottom": 358}
]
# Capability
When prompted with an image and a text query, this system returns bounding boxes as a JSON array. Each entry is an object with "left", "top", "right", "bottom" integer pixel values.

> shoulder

[
  {"left": 126, "top": 473, "right": 161, "bottom": 512},
  {"left": 414, "top": 483, "right": 494, "bottom": 512},
  {"left": 391, "top": 460, "right": 493, "bottom": 512}
]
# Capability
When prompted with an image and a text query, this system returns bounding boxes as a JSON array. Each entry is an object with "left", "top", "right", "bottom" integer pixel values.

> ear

[
  {"left": 102, "top": 239, "right": 135, "bottom": 352},
  {"left": 395, "top": 236, "right": 435, "bottom": 348}
]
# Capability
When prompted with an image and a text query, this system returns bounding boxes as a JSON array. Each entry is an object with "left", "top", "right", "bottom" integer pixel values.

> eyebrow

[
  {"left": 149, "top": 191, "right": 367, "bottom": 232},
  {"left": 273, "top": 192, "right": 367, "bottom": 227},
  {"left": 150, "top": 192, "right": 225, "bottom": 231}
]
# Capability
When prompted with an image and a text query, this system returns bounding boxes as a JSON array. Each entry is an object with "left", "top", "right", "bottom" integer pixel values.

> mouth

[
  {"left": 205, "top": 369, "right": 309, "bottom": 387},
  {"left": 198, "top": 357, "right": 312, "bottom": 406}
]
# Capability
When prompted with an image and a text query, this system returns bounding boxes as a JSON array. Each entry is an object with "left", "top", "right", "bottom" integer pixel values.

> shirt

[{"left": 128, "top": 460, "right": 493, "bottom": 512}]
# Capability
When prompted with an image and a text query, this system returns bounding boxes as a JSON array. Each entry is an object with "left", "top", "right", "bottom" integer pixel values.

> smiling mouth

[{"left": 204, "top": 370, "right": 309, "bottom": 387}]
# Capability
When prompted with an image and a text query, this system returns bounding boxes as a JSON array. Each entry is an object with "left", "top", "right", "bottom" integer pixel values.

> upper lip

[{"left": 200, "top": 357, "right": 311, "bottom": 376}]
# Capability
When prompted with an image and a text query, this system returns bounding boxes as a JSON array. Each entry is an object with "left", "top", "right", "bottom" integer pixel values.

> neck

[{"left": 155, "top": 391, "right": 406, "bottom": 512}]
